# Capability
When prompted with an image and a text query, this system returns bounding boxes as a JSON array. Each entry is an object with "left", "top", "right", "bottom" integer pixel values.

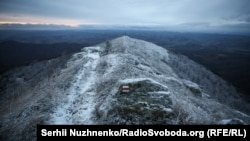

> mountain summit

[{"left": 0, "top": 36, "right": 250, "bottom": 140}]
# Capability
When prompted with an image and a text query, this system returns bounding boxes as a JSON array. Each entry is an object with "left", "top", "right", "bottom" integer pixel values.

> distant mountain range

[{"left": 1, "top": 30, "right": 249, "bottom": 95}]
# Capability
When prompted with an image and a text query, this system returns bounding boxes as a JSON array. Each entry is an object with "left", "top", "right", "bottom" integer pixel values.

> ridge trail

[{"left": 49, "top": 48, "right": 100, "bottom": 124}]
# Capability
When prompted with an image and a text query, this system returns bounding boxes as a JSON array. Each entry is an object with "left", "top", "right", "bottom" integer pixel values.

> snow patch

[
  {"left": 163, "top": 108, "right": 173, "bottom": 112},
  {"left": 120, "top": 78, "right": 168, "bottom": 89},
  {"left": 182, "top": 79, "right": 200, "bottom": 89},
  {"left": 148, "top": 91, "right": 170, "bottom": 95},
  {"left": 218, "top": 119, "right": 245, "bottom": 125}
]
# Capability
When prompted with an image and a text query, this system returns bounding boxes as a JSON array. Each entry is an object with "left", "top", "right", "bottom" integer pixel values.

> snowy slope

[{"left": 1, "top": 36, "right": 250, "bottom": 140}]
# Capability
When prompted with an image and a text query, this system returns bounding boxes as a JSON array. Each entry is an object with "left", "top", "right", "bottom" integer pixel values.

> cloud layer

[{"left": 0, "top": 0, "right": 249, "bottom": 33}]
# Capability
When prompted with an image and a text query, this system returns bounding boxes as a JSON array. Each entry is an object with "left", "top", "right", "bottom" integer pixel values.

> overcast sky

[{"left": 0, "top": 0, "right": 249, "bottom": 33}]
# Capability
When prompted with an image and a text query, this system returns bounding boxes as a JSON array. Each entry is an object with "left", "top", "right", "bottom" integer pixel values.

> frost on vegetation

[{"left": 167, "top": 51, "right": 250, "bottom": 114}]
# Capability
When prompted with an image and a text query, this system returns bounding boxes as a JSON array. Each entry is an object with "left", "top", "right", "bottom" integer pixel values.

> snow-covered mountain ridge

[
  {"left": 49, "top": 36, "right": 250, "bottom": 124},
  {"left": 0, "top": 36, "right": 249, "bottom": 140}
]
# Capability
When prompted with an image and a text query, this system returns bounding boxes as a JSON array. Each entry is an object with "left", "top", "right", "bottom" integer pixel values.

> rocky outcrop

[{"left": 96, "top": 78, "right": 174, "bottom": 124}]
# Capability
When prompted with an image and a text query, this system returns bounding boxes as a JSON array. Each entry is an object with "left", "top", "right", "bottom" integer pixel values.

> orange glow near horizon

[
  {"left": 0, "top": 21, "right": 81, "bottom": 28},
  {"left": 0, "top": 14, "right": 101, "bottom": 28}
]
